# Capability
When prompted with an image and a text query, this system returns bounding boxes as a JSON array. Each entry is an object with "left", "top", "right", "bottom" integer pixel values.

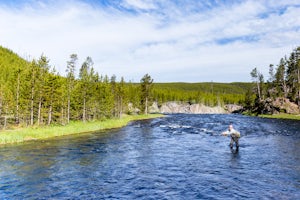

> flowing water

[{"left": 0, "top": 114, "right": 300, "bottom": 199}]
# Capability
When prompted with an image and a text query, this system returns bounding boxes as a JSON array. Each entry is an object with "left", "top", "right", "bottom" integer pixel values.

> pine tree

[
  {"left": 28, "top": 60, "right": 39, "bottom": 125},
  {"left": 275, "top": 58, "right": 288, "bottom": 98},
  {"left": 250, "top": 68, "right": 263, "bottom": 101},
  {"left": 117, "top": 77, "right": 126, "bottom": 118},
  {"left": 98, "top": 75, "right": 114, "bottom": 118},
  {"left": 79, "top": 57, "right": 94, "bottom": 122},
  {"left": 286, "top": 48, "right": 300, "bottom": 105},
  {"left": 66, "top": 54, "right": 77, "bottom": 124},
  {"left": 15, "top": 68, "right": 21, "bottom": 124},
  {"left": 43, "top": 69, "right": 62, "bottom": 125},
  {"left": 36, "top": 55, "right": 50, "bottom": 125},
  {"left": 140, "top": 74, "right": 153, "bottom": 114},
  {"left": 110, "top": 74, "right": 118, "bottom": 117}
]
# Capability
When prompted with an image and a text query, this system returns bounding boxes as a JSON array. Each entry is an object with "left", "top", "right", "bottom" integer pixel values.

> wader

[{"left": 230, "top": 135, "right": 239, "bottom": 149}]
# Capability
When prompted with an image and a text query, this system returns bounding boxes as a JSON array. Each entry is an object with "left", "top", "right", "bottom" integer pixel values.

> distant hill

[
  {"left": 152, "top": 82, "right": 252, "bottom": 106},
  {"left": 0, "top": 46, "right": 28, "bottom": 82},
  {"left": 0, "top": 46, "right": 28, "bottom": 66},
  {"left": 154, "top": 82, "right": 251, "bottom": 94}
]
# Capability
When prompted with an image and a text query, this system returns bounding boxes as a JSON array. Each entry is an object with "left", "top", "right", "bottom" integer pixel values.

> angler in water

[{"left": 221, "top": 124, "right": 240, "bottom": 150}]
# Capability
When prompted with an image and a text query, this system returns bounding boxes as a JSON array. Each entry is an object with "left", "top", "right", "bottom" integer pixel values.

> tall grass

[
  {"left": 0, "top": 114, "right": 164, "bottom": 145},
  {"left": 259, "top": 113, "right": 300, "bottom": 120}
]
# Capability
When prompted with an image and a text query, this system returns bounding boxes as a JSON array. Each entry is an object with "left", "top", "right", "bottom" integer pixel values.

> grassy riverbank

[
  {"left": 0, "top": 114, "right": 164, "bottom": 145},
  {"left": 259, "top": 113, "right": 300, "bottom": 120}
]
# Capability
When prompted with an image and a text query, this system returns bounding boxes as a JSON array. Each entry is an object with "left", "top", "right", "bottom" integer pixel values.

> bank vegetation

[{"left": 246, "top": 46, "right": 300, "bottom": 117}]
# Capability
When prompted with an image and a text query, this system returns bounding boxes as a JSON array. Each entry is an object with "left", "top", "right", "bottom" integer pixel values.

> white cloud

[
  {"left": 0, "top": 0, "right": 299, "bottom": 82},
  {"left": 123, "top": 0, "right": 157, "bottom": 10}
]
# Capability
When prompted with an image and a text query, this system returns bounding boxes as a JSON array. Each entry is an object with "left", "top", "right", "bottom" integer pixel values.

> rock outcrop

[
  {"left": 150, "top": 101, "right": 228, "bottom": 114},
  {"left": 255, "top": 97, "right": 300, "bottom": 115},
  {"left": 128, "top": 103, "right": 141, "bottom": 114},
  {"left": 224, "top": 104, "right": 244, "bottom": 113},
  {"left": 148, "top": 98, "right": 300, "bottom": 115},
  {"left": 149, "top": 102, "right": 160, "bottom": 113},
  {"left": 272, "top": 97, "right": 299, "bottom": 114}
]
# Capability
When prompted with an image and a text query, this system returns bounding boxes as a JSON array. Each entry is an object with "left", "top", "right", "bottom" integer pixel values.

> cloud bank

[{"left": 0, "top": 0, "right": 299, "bottom": 82}]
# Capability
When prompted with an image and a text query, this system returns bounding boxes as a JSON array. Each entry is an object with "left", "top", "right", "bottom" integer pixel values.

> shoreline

[
  {"left": 258, "top": 113, "right": 300, "bottom": 120},
  {"left": 2, "top": 112, "right": 298, "bottom": 145},
  {"left": 242, "top": 111, "right": 300, "bottom": 120},
  {"left": 0, "top": 114, "right": 164, "bottom": 145}
]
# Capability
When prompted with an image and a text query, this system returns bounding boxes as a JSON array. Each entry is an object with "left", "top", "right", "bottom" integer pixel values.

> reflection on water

[{"left": 0, "top": 114, "right": 300, "bottom": 199}]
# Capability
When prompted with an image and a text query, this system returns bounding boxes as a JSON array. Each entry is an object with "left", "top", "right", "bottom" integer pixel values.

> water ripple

[{"left": 0, "top": 114, "right": 300, "bottom": 199}]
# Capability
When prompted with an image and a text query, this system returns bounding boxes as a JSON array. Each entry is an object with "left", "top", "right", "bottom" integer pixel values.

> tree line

[
  {"left": 0, "top": 45, "right": 258, "bottom": 129},
  {"left": 0, "top": 46, "right": 153, "bottom": 129},
  {"left": 247, "top": 46, "right": 300, "bottom": 114},
  {"left": 152, "top": 82, "right": 250, "bottom": 107}
]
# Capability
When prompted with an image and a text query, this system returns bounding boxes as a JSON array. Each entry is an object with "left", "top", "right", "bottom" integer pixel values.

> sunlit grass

[
  {"left": 259, "top": 113, "right": 300, "bottom": 120},
  {"left": 0, "top": 114, "right": 164, "bottom": 145}
]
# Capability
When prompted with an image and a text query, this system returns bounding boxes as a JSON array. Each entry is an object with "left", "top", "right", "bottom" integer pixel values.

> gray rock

[{"left": 157, "top": 101, "right": 227, "bottom": 114}]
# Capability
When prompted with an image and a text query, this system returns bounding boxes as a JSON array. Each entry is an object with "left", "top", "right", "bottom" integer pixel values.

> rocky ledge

[
  {"left": 149, "top": 102, "right": 243, "bottom": 114},
  {"left": 257, "top": 97, "right": 300, "bottom": 114}
]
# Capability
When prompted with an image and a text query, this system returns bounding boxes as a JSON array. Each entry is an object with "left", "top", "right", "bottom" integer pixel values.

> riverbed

[{"left": 0, "top": 114, "right": 299, "bottom": 199}]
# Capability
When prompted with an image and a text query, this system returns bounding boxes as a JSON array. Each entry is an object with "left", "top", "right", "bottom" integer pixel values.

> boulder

[
  {"left": 190, "top": 104, "right": 227, "bottom": 114},
  {"left": 224, "top": 104, "right": 244, "bottom": 113},
  {"left": 127, "top": 103, "right": 140, "bottom": 114},
  {"left": 160, "top": 102, "right": 190, "bottom": 113},
  {"left": 272, "top": 97, "right": 300, "bottom": 114},
  {"left": 149, "top": 102, "right": 160, "bottom": 113}
]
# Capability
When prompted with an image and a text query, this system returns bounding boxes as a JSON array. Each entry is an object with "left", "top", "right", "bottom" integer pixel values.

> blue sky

[{"left": 0, "top": 0, "right": 299, "bottom": 82}]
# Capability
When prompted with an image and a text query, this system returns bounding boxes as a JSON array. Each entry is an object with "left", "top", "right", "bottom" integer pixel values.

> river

[{"left": 0, "top": 114, "right": 299, "bottom": 199}]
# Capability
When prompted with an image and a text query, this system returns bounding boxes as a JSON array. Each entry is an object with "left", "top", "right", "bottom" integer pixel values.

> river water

[{"left": 0, "top": 114, "right": 299, "bottom": 199}]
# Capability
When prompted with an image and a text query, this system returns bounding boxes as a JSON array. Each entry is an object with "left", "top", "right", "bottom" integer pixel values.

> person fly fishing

[{"left": 221, "top": 124, "right": 240, "bottom": 150}]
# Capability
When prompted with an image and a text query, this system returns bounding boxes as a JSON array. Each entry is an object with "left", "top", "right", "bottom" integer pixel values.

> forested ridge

[
  {"left": 0, "top": 46, "right": 250, "bottom": 129},
  {"left": 153, "top": 82, "right": 251, "bottom": 107}
]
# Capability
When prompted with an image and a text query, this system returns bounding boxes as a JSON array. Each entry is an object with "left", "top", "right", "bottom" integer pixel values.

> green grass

[
  {"left": 259, "top": 113, "right": 300, "bottom": 120},
  {"left": 0, "top": 114, "right": 164, "bottom": 145}
]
